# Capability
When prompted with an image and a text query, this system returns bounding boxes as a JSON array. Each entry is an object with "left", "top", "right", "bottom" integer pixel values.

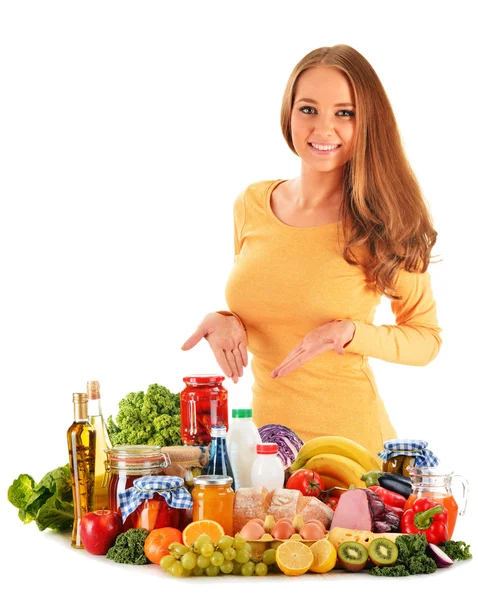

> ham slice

[{"left": 330, "top": 489, "right": 372, "bottom": 531}]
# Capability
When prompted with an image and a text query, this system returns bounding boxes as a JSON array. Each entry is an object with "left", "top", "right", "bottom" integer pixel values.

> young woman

[{"left": 181, "top": 45, "right": 441, "bottom": 456}]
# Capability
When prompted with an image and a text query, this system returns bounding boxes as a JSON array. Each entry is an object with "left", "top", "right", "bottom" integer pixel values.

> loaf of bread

[
  {"left": 233, "top": 487, "right": 334, "bottom": 533},
  {"left": 233, "top": 487, "right": 269, "bottom": 535}
]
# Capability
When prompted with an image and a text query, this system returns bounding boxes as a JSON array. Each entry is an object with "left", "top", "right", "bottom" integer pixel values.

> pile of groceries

[{"left": 8, "top": 376, "right": 473, "bottom": 577}]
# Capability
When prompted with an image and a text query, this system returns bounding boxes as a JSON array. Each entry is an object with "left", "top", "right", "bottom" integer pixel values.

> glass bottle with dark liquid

[{"left": 67, "top": 392, "right": 96, "bottom": 549}]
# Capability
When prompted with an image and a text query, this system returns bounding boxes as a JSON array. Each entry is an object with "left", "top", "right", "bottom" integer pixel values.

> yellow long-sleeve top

[{"left": 224, "top": 179, "right": 442, "bottom": 457}]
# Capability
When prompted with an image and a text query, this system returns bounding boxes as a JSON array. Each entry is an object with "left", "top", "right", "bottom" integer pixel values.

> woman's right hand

[{"left": 181, "top": 312, "right": 248, "bottom": 383}]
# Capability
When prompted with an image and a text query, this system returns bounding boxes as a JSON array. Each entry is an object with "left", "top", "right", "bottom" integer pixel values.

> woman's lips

[{"left": 308, "top": 142, "right": 342, "bottom": 155}]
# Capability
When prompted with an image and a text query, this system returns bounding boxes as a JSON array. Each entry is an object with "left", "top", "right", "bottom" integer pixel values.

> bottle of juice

[{"left": 226, "top": 408, "right": 262, "bottom": 489}]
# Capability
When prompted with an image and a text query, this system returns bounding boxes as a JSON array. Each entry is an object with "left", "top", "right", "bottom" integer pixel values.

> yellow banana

[
  {"left": 291, "top": 435, "right": 381, "bottom": 473},
  {"left": 304, "top": 453, "right": 367, "bottom": 489},
  {"left": 319, "top": 474, "right": 349, "bottom": 492}
]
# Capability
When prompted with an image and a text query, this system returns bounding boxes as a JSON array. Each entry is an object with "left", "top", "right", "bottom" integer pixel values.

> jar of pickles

[
  {"left": 103, "top": 445, "right": 171, "bottom": 530},
  {"left": 180, "top": 375, "right": 228, "bottom": 445},
  {"left": 192, "top": 475, "right": 234, "bottom": 536}
]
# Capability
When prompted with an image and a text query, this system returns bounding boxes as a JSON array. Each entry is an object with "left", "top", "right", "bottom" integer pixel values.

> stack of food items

[{"left": 7, "top": 377, "right": 472, "bottom": 577}]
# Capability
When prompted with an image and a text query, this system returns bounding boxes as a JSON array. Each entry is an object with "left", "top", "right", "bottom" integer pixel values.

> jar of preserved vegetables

[
  {"left": 192, "top": 475, "right": 234, "bottom": 536},
  {"left": 104, "top": 445, "right": 172, "bottom": 530},
  {"left": 180, "top": 375, "right": 228, "bottom": 445}
]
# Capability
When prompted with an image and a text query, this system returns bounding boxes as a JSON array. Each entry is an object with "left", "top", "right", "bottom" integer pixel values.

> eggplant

[
  {"left": 427, "top": 543, "right": 454, "bottom": 568},
  {"left": 378, "top": 472, "right": 412, "bottom": 499}
]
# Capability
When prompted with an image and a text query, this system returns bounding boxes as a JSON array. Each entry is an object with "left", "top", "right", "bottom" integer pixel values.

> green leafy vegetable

[
  {"left": 369, "top": 534, "right": 437, "bottom": 577},
  {"left": 438, "top": 540, "right": 472, "bottom": 561},
  {"left": 369, "top": 565, "right": 409, "bottom": 577},
  {"left": 106, "top": 528, "right": 150, "bottom": 565},
  {"left": 106, "top": 383, "right": 181, "bottom": 446},
  {"left": 8, "top": 465, "right": 74, "bottom": 531}
]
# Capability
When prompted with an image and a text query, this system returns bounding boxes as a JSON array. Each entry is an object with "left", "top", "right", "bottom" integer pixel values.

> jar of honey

[
  {"left": 180, "top": 375, "right": 228, "bottom": 445},
  {"left": 103, "top": 445, "right": 171, "bottom": 530},
  {"left": 404, "top": 467, "right": 469, "bottom": 539},
  {"left": 192, "top": 475, "right": 234, "bottom": 536}
]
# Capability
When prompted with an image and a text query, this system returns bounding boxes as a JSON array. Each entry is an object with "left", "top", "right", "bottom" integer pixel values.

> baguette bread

[{"left": 233, "top": 487, "right": 334, "bottom": 533}]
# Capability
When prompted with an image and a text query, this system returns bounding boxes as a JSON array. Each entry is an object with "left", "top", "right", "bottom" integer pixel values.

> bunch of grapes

[{"left": 159, "top": 533, "right": 277, "bottom": 577}]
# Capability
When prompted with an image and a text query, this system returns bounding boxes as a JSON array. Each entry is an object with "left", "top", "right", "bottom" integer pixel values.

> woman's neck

[{"left": 293, "top": 164, "right": 344, "bottom": 210}]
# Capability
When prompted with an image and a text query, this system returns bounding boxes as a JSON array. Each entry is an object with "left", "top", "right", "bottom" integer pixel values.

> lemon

[
  {"left": 309, "top": 539, "right": 337, "bottom": 574},
  {"left": 276, "top": 541, "right": 314, "bottom": 576}
]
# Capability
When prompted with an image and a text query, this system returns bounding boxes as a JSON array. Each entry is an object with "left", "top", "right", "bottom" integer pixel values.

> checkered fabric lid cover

[
  {"left": 378, "top": 438, "right": 439, "bottom": 467},
  {"left": 118, "top": 475, "right": 193, "bottom": 522}
]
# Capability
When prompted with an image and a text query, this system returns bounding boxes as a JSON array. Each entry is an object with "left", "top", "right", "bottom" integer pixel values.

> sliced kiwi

[
  {"left": 337, "top": 541, "right": 368, "bottom": 572},
  {"left": 368, "top": 538, "right": 399, "bottom": 567}
]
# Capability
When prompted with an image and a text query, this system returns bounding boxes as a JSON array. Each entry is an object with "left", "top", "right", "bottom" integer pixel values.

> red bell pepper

[
  {"left": 369, "top": 485, "right": 407, "bottom": 508},
  {"left": 400, "top": 497, "right": 448, "bottom": 544}
]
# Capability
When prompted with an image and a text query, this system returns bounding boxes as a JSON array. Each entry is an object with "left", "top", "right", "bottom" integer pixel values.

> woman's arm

[{"left": 345, "top": 269, "right": 442, "bottom": 366}]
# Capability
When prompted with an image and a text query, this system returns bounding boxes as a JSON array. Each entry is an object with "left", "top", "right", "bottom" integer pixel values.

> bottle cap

[
  {"left": 232, "top": 408, "right": 252, "bottom": 418},
  {"left": 87, "top": 380, "right": 100, "bottom": 399},
  {"left": 72, "top": 392, "right": 88, "bottom": 403},
  {"left": 211, "top": 425, "right": 227, "bottom": 438},
  {"left": 256, "top": 443, "right": 278, "bottom": 454}
]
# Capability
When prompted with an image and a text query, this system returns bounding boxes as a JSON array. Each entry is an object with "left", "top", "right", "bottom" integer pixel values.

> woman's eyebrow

[{"left": 295, "top": 97, "right": 355, "bottom": 107}]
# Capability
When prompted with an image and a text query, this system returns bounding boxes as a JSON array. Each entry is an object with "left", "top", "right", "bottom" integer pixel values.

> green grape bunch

[{"left": 159, "top": 533, "right": 277, "bottom": 577}]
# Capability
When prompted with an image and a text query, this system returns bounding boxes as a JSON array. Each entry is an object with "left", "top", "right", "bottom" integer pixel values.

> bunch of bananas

[{"left": 290, "top": 436, "right": 382, "bottom": 491}]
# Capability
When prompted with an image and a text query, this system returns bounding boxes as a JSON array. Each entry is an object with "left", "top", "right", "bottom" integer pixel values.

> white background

[{"left": 0, "top": 1, "right": 476, "bottom": 597}]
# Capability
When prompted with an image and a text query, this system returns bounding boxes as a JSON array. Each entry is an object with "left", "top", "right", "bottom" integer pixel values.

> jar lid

[
  {"left": 232, "top": 408, "right": 252, "bottom": 418},
  {"left": 104, "top": 445, "right": 171, "bottom": 466},
  {"left": 257, "top": 443, "right": 278, "bottom": 455},
  {"left": 183, "top": 374, "right": 225, "bottom": 384},
  {"left": 193, "top": 474, "right": 233, "bottom": 486}
]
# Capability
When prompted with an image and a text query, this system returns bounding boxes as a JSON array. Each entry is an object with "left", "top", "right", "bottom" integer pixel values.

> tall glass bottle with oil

[
  {"left": 67, "top": 392, "right": 96, "bottom": 549},
  {"left": 87, "top": 380, "right": 111, "bottom": 510}
]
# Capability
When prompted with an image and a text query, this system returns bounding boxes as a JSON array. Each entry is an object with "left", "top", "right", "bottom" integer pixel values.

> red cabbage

[{"left": 258, "top": 424, "right": 304, "bottom": 469}]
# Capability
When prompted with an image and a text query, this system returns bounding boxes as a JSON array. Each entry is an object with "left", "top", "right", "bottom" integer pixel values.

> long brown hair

[{"left": 280, "top": 44, "right": 437, "bottom": 299}]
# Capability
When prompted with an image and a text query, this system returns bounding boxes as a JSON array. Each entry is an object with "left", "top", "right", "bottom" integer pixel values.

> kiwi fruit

[
  {"left": 368, "top": 538, "right": 399, "bottom": 567},
  {"left": 337, "top": 541, "right": 369, "bottom": 572}
]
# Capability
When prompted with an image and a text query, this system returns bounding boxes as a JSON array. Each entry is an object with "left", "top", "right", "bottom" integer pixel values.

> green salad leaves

[{"left": 8, "top": 465, "right": 74, "bottom": 531}]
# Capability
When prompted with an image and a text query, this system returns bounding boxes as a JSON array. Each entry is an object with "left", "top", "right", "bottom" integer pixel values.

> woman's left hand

[{"left": 271, "top": 319, "right": 356, "bottom": 379}]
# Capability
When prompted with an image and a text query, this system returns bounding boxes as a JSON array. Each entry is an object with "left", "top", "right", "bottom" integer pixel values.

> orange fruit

[
  {"left": 309, "top": 539, "right": 337, "bottom": 573},
  {"left": 276, "top": 541, "right": 314, "bottom": 576},
  {"left": 144, "top": 527, "right": 182, "bottom": 564},
  {"left": 182, "top": 520, "right": 225, "bottom": 547}
]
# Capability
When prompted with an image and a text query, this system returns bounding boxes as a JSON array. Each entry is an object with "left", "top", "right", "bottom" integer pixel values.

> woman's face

[{"left": 290, "top": 66, "right": 356, "bottom": 173}]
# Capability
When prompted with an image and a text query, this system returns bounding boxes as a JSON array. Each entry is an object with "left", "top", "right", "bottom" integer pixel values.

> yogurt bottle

[
  {"left": 226, "top": 408, "right": 262, "bottom": 489},
  {"left": 251, "top": 443, "right": 284, "bottom": 492}
]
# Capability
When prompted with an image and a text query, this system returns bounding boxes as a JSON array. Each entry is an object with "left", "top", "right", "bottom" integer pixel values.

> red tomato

[
  {"left": 286, "top": 469, "right": 325, "bottom": 497},
  {"left": 325, "top": 497, "right": 338, "bottom": 511}
]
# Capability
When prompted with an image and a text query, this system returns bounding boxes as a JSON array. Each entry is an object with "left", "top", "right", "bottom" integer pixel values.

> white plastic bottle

[
  {"left": 251, "top": 443, "right": 284, "bottom": 492},
  {"left": 226, "top": 408, "right": 262, "bottom": 489}
]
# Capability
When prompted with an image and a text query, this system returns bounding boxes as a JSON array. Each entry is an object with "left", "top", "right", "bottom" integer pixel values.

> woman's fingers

[
  {"left": 272, "top": 348, "right": 306, "bottom": 378},
  {"left": 231, "top": 347, "right": 244, "bottom": 377},
  {"left": 271, "top": 344, "right": 303, "bottom": 378},
  {"left": 238, "top": 340, "right": 248, "bottom": 367},
  {"left": 181, "top": 328, "right": 204, "bottom": 351},
  {"left": 212, "top": 347, "right": 233, "bottom": 378},
  {"left": 224, "top": 350, "right": 239, "bottom": 383}
]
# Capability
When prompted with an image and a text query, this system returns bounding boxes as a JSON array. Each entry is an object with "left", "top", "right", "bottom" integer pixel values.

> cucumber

[{"left": 378, "top": 473, "right": 412, "bottom": 499}]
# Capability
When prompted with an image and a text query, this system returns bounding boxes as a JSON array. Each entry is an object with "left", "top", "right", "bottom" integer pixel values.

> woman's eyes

[{"left": 299, "top": 106, "right": 355, "bottom": 117}]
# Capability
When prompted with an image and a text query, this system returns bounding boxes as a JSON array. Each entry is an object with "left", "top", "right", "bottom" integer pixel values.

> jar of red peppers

[
  {"left": 103, "top": 445, "right": 189, "bottom": 531},
  {"left": 180, "top": 375, "right": 228, "bottom": 445}
]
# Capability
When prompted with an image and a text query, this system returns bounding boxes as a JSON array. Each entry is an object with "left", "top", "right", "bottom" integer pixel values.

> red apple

[{"left": 79, "top": 509, "right": 124, "bottom": 555}]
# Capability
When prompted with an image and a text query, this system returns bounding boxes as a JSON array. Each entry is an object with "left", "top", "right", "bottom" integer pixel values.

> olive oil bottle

[
  {"left": 87, "top": 380, "right": 111, "bottom": 510},
  {"left": 67, "top": 392, "right": 96, "bottom": 549}
]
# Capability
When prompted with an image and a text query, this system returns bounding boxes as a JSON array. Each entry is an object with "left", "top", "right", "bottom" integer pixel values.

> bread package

[{"left": 233, "top": 487, "right": 269, "bottom": 534}]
